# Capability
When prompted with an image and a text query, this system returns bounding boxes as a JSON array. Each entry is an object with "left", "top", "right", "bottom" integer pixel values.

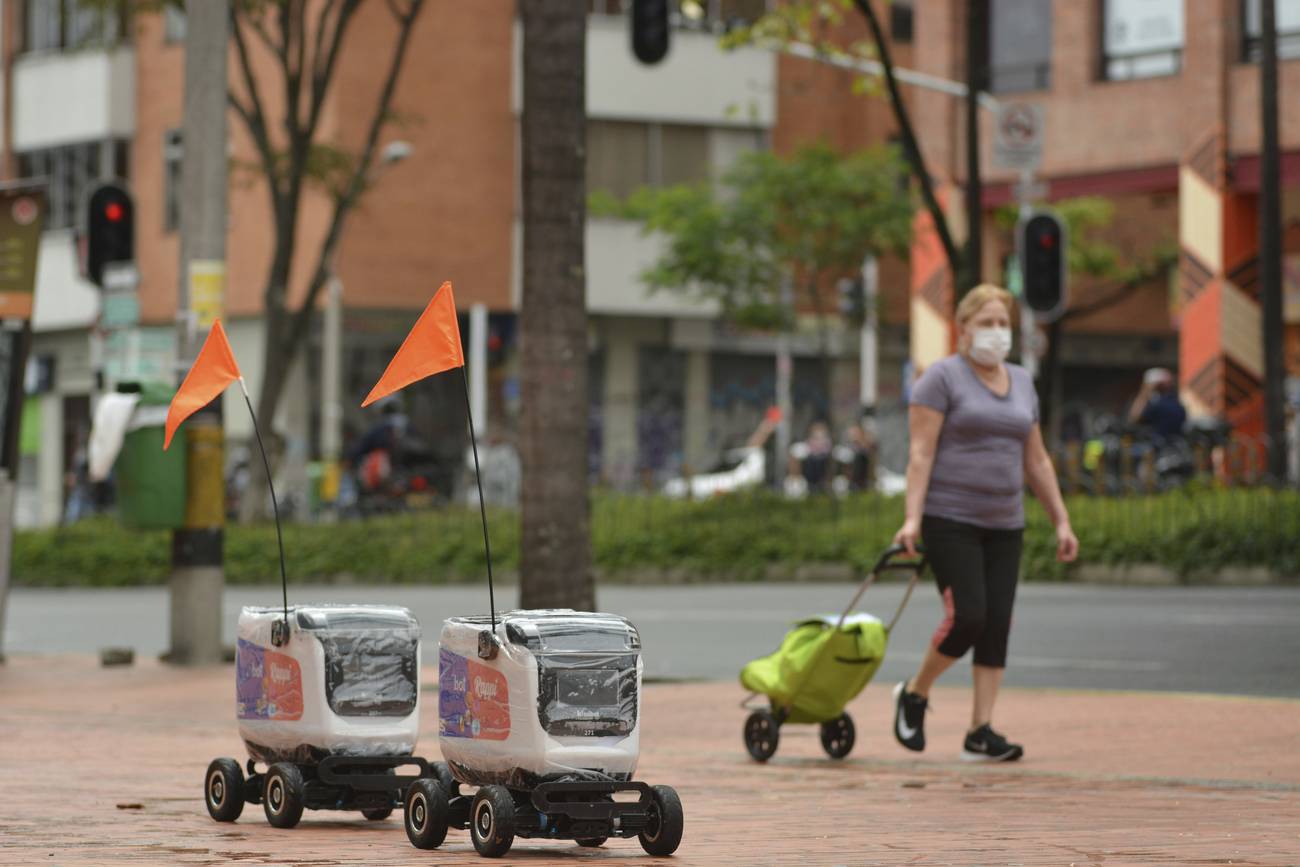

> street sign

[
  {"left": 0, "top": 186, "right": 47, "bottom": 320},
  {"left": 993, "top": 102, "right": 1045, "bottom": 171}
]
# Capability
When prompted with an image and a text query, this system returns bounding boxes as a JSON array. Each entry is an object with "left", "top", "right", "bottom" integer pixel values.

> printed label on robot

[
  {"left": 236, "top": 638, "right": 305, "bottom": 720},
  {"left": 439, "top": 648, "right": 510, "bottom": 740}
]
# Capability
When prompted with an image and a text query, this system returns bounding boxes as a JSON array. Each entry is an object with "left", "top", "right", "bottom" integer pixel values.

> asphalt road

[{"left": 4, "top": 581, "right": 1298, "bottom": 697}]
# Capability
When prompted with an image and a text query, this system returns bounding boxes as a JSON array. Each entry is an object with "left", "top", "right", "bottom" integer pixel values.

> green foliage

[
  {"left": 612, "top": 143, "right": 912, "bottom": 328},
  {"left": 13, "top": 489, "right": 1298, "bottom": 586}
]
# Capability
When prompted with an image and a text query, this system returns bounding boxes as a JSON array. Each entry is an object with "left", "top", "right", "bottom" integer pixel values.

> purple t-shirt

[{"left": 909, "top": 354, "right": 1038, "bottom": 529}]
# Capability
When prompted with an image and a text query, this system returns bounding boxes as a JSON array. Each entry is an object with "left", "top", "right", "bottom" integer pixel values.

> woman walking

[{"left": 892, "top": 284, "right": 1078, "bottom": 762}]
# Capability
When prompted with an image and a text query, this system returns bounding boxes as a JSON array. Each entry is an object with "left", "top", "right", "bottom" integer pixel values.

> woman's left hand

[{"left": 1055, "top": 523, "right": 1079, "bottom": 563}]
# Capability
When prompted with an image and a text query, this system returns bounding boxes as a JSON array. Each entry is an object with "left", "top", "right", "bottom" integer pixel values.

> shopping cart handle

[{"left": 873, "top": 544, "right": 927, "bottom": 575}]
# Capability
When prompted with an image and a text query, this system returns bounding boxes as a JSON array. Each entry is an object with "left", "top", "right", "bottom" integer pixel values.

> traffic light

[
  {"left": 631, "top": 0, "right": 670, "bottom": 65},
  {"left": 86, "top": 182, "right": 134, "bottom": 288},
  {"left": 1018, "top": 210, "right": 1066, "bottom": 320},
  {"left": 837, "top": 276, "right": 865, "bottom": 325}
]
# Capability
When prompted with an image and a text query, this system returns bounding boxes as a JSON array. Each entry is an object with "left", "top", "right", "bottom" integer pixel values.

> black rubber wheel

[
  {"left": 638, "top": 785, "right": 684, "bottom": 857},
  {"left": 820, "top": 712, "right": 856, "bottom": 759},
  {"left": 262, "top": 763, "right": 305, "bottom": 829},
  {"left": 404, "top": 778, "right": 449, "bottom": 850},
  {"left": 361, "top": 806, "right": 393, "bottom": 821},
  {"left": 204, "top": 757, "right": 245, "bottom": 822},
  {"left": 429, "top": 760, "right": 459, "bottom": 798},
  {"left": 470, "top": 785, "right": 516, "bottom": 858},
  {"left": 576, "top": 837, "right": 607, "bottom": 847},
  {"left": 743, "top": 710, "right": 780, "bottom": 762}
]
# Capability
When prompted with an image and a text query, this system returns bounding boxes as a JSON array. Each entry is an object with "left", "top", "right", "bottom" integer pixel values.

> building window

[
  {"left": 23, "top": 0, "right": 130, "bottom": 53},
  {"left": 1242, "top": 0, "right": 1300, "bottom": 62},
  {"left": 989, "top": 0, "right": 1052, "bottom": 92},
  {"left": 587, "top": 121, "right": 754, "bottom": 200},
  {"left": 164, "top": 130, "right": 183, "bottom": 232},
  {"left": 1101, "top": 0, "right": 1184, "bottom": 81},
  {"left": 16, "top": 141, "right": 129, "bottom": 231},
  {"left": 890, "top": 0, "right": 914, "bottom": 43}
]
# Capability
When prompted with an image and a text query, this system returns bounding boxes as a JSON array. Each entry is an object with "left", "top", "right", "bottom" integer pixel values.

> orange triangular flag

[
  {"left": 362, "top": 281, "right": 465, "bottom": 407},
  {"left": 163, "top": 320, "right": 243, "bottom": 450}
]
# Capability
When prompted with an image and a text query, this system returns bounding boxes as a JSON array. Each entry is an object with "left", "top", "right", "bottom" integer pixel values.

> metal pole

[
  {"left": 775, "top": 275, "right": 794, "bottom": 486},
  {"left": 169, "top": 0, "right": 229, "bottom": 666},
  {"left": 1259, "top": 0, "right": 1287, "bottom": 482},
  {"left": 469, "top": 303, "right": 489, "bottom": 441},
  {"left": 860, "top": 255, "right": 879, "bottom": 412},
  {"left": 963, "top": 0, "right": 986, "bottom": 294},
  {"left": 1017, "top": 169, "right": 1039, "bottom": 380},
  {"left": 321, "top": 273, "right": 343, "bottom": 462}
]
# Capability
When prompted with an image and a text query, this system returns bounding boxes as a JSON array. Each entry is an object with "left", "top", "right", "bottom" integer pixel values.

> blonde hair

[{"left": 955, "top": 284, "right": 1015, "bottom": 327}]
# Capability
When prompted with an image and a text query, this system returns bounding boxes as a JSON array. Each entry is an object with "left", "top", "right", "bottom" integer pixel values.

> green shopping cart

[{"left": 739, "top": 545, "right": 927, "bottom": 762}]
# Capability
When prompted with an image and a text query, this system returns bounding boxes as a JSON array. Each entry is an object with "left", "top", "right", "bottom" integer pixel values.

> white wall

[
  {"left": 11, "top": 48, "right": 135, "bottom": 151},
  {"left": 32, "top": 231, "right": 100, "bottom": 333},
  {"left": 512, "top": 18, "right": 777, "bottom": 127},
  {"left": 586, "top": 218, "right": 719, "bottom": 317}
]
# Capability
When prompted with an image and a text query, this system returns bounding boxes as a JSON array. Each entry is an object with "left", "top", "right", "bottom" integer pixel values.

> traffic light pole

[{"left": 169, "top": 0, "right": 229, "bottom": 666}]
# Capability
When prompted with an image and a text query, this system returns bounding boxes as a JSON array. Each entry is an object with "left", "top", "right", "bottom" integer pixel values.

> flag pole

[
  {"left": 459, "top": 366, "right": 496, "bottom": 634},
  {"left": 237, "top": 377, "right": 291, "bottom": 645}
]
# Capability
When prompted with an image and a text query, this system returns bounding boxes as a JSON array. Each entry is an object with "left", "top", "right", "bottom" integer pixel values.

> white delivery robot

[
  {"left": 402, "top": 610, "right": 684, "bottom": 858},
  {"left": 204, "top": 604, "right": 434, "bottom": 828}
]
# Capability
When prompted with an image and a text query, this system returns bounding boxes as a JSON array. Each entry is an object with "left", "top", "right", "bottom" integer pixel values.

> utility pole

[
  {"left": 1260, "top": 0, "right": 1287, "bottom": 482},
  {"left": 169, "top": 0, "right": 229, "bottom": 665},
  {"left": 963, "top": 0, "right": 987, "bottom": 294}
]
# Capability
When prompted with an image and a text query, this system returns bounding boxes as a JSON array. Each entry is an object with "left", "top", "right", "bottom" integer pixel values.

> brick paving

[{"left": 1, "top": 654, "right": 1298, "bottom": 866}]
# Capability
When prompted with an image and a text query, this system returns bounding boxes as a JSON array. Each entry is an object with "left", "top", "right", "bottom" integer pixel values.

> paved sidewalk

[{"left": 1, "top": 655, "right": 1298, "bottom": 866}]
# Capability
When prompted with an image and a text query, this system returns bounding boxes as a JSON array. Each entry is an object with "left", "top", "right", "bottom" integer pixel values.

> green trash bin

[{"left": 116, "top": 383, "right": 188, "bottom": 530}]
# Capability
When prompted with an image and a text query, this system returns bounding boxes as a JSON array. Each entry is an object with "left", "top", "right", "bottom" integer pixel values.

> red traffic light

[
  {"left": 1036, "top": 232, "right": 1056, "bottom": 249},
  {"left": 105, "top": 202, "right": 124, "bottom": 222}
]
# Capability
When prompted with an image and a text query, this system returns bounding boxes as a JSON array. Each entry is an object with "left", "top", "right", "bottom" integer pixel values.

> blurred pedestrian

[
  {"left": 891, "top": 284, "right": 1078, "bottom": 762},
  {"left": 1128, "top": 367, "right": 1187, "bottom": 446}
]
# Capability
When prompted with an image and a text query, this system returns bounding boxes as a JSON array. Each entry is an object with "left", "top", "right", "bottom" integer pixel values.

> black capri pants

[{"left": 921, "top": 514, "right": 1024, "bottom": 669}]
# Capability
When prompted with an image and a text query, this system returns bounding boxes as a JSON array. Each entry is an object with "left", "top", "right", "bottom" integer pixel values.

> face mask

[{"left": 968, "top": 327, "right": 1012, "bottom": 366}]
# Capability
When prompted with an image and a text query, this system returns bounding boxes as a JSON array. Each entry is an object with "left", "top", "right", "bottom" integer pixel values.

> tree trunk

[{"left": 518, "top": 2, "right": 593, "bottom": 611}]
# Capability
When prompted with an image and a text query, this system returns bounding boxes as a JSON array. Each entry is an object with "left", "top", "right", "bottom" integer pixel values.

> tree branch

[
  {"left": 283, "top": 0, "right": 426, "bottom": 361},
  {"left": 1060, "top": 256, "right": 1174, "bottom": 321},
  {"left": 229, "top": 10, "right": 280, "bottom": 205},
  {"left": 851, "top": 0, "right": 962, "bottom": 284},
  {"left": 307, "top": 0, "right": 364, "bottom": 139}
]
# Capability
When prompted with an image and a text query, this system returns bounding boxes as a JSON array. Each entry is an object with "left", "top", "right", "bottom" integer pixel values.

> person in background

[
  {"left": 1128, "top": 367, "right": 1187, "bottom": 446},
  {"left": 891, "top": 284, "right": 1079, "bottom": 763}
]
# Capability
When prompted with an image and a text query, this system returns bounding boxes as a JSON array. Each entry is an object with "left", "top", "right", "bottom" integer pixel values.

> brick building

[
  {"left": 2, "top": 0, "right": 1296, "bottom": 525},
  {"left": 905, "top": 0, "right": 1300, "bottom": 443}
]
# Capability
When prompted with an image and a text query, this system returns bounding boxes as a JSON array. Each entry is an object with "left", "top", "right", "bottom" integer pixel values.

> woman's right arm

[{"left": 893, "top": 405, "right": 945, "bottom": 555}]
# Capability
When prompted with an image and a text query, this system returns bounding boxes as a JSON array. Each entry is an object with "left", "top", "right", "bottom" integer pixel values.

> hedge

[{"left": 11, "top": 487, "right": 1299, "bottom": 587}]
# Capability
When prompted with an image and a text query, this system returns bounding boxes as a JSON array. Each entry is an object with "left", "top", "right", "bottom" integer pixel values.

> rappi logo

[{"left": 473, "top": 676, "right": 498, "bottom": 700}]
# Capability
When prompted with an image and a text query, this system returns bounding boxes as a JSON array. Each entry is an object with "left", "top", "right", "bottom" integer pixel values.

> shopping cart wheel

[
  {"left": 744, "top": 710, "right": 780, "bottom": 762},
  {"left": 204, "top": 757, "right": 245, "bottom": 822},
  {"left": 470, "top": 785, "right": 516, "bottom": 858},
  {"left": 263, "top": 763, "right": 305, "bottom": 829},
  {"left": 820, "top": 713, "right": 856, "bottom": 759},
  {"left": 638, "top": 785, "right": 684, "bottom": 857},
  {"left": 404, "top": 778, "right": 450, "bottom": 849}
]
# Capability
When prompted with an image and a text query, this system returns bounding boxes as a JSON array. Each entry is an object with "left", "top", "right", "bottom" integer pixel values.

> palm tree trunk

[{"left": 518, "top": 2, "right": 594, "bottom": 611}]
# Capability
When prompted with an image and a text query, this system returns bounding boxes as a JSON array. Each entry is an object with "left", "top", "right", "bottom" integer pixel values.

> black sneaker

[
  {"left": 961, "top": 724, "right": 1024, "bottom": 762},
  {"left": 892, "top": 681, "right": 927, "bottom": 751}
]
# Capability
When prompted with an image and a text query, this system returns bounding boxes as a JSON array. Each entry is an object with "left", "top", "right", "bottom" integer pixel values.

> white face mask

[{"left": 968, "top": 327, "right": 1012, "bottom": 366}]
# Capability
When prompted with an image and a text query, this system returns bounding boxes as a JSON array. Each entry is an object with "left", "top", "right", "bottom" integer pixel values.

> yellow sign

[{"left": 190, "top": 260, "right": 225, "bottom": 329}]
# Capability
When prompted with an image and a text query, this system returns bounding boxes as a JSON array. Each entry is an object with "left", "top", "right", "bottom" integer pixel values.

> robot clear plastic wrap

[
  {"left": 438, "top": 610, "right": 643, "bottom": 789},
  {"left": 236, "top": 605, "right": 422, "bottom": 764}
]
